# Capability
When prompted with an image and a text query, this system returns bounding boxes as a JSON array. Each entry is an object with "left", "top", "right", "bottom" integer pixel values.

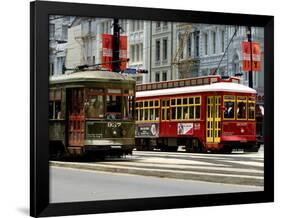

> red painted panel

[
  {"left": 159, "top": 120, "right": 205, "bottom": 142},
  {"left": 221, "top": 121, "right": 256, "bottom": 142}
]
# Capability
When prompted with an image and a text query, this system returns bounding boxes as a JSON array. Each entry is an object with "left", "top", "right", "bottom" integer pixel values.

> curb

[{"left": 50, "top": 161, "right": 263, "bottom": 187}]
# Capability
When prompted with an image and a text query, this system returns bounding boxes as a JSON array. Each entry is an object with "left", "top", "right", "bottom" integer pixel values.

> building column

[
  {"left": 143, "top": 21, "right": 151, "bottom": 83},
  {"left": 190, "top": 32, "right": 194, "bottom": 58},
  {"left": 96, "top": 21, "right": 102, "bottom": 63}
]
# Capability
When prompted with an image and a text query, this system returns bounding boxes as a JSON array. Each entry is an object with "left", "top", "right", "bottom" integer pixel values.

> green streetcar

[{"left": 49, "top": 70, "right": 136, "bottom": 159}]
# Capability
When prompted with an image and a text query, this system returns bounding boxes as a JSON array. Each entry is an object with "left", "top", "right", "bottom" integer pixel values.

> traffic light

[
  {"left": 234, "top": 73, "right": 243, "bottom": 77},
  {"left": 137, "top": 69, "right": 148, "bottom": 74}
]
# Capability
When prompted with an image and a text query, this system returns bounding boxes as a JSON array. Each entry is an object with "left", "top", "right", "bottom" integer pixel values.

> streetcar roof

[
  {"left": 49, "top": 70, "right": 135, "bottom": 84},
  {"left": 136, "top": 82, "right": 256, "bottom": 98}
]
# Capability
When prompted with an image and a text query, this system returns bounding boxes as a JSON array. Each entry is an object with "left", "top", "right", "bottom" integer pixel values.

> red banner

[
  {"left": 102, "top": 34, "right": 127, "bottom": 71},
  {"left": 119, "top": 36, "right": 128, "bottom": 71},
  {"left": 242, "top": 41, "right": 261, "bottom": 72},
  {"left": 102, "top": 34, "right": 113, "bottom": 71}
]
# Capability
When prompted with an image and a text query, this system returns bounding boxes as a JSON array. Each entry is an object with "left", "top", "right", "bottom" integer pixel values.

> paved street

[
  {"left": 50, "top": 147, "right": 264, "bottom": 203},
  {"left": 50, "top": 166, "right": 262, "bottom": 203}
]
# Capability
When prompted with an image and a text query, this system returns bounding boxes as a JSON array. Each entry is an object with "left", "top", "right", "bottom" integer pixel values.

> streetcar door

[
  {"left": 206, "top": 96, "right": 221, "bottom": 143},
  {"left": 68, "top": 88, "right": 85, "bottom": 147}
]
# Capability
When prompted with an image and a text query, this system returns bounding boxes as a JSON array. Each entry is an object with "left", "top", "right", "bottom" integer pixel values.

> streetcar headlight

[{"left": 112, "top": 130, "right": 117, "bottom": 136}]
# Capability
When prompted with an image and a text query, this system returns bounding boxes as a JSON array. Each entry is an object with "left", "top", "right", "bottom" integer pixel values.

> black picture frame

[{"left": 30, "top": 1, "right": 274, "bottom": 217}]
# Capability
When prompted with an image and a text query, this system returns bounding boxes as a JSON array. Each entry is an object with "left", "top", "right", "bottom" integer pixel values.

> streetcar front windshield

[
  {"left": 85, "top": 88, "right": 134, "bottom": 120},
  {"left": 85, "top": 88, "right": 104, "bottom": 118},
  {"left": 85, "top": 95, "right": 104, "bottom": 118},
  {"left": 105, "top": 89, "right": 134, "bottom": 120},
  {"left": 106, "top": 95, "right": 122, "bottom": 119}
]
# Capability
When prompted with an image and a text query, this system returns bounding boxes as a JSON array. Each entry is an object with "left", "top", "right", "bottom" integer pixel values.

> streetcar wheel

[{"left": 185, "top": 139, "right": 204, "bottom": 153}]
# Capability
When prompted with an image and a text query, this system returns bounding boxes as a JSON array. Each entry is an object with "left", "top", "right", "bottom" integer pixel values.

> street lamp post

[
  {"left": 247, "top": 26, "right": 253, "bottom": 88},
  {"left": 112, "top": 18, "right": 120, "bottom": 72}
]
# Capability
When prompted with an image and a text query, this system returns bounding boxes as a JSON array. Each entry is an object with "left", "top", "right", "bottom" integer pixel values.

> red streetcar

[{"left": 135, "top": 75, "right": 259, "bottom": 153}]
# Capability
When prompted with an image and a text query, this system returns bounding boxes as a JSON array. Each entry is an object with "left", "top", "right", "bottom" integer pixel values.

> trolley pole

[
  {"left": 247, "top": 26, "right": 253, "bottom": 88},
  {"left": 112, "top": 18, "right": 120, "bottom": 72}
]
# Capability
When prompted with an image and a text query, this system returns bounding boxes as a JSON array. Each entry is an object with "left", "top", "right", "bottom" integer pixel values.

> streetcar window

[
  {"left": 237, "top": 102, "right": 247, "bottom": 119},
  {"left": 166, "top": 100, "right": 170, "bottom": 106},
  {"left": 161, "top": 99, "right": 169, "bottom": 121},
  {"left": 224, "top": 102, "right": 235, "bottom": 119},
  {"left": 49, "top": 100, "right": 62, "bottom": 120},
  {"left": 177, "top": 107, "right": 182, "bottom": 120},
  {"left": 195, "top": 105, "right": 200, "bottom": 119},
  {"left": 172, "top": 107, "right": 176, "bottom": 120},
  {"left": 237, "top": 96, "right": 247, "bottom": 120},
  {"left": 85, "top": 95, "right": 104, "bottom": 118},
  {"left": 224, "top": 96, "right": 235, "bottom": 119},
  {"left": 248, "top": 96, "right": 255, "bottom": 120},
  {"left": 123, "top": 96, "right": 129, "bottom": 118},
  {"left": 144, "top": 109, "right": 148, "bottom": 120},
  {"left": 150, "top": 100, "right": 160, "bottom": 121},
  {"left": 171, "top": 98, "right": 180, "bottom": 120},
  {"left": 170, "top": 96, "right": 202, "bottom": 121},
  {"left": 195, "top": 97, "right": 200, "bottom": 104},
  {"left": 183, "top": 107, "right": 188, "bottom": 119},
  {"left": 71, "top": 89, "right": 84, "bottom": 115},
  {"left": 162, "top": 108, "right": 165, "bottom": 120},
  {"left": 123, "top": 95, "right": 134, "bottom": 120},
  {"left": 49, "top": 101, "right": 54, "bottom": 119},
  {"left": 167, "top": 108, "right": 170, "bottom": 120},
  {"left": 150, "top": 108, "right": 154, "bottom": 120},
  {"left": 140, "top": 108, "right": 143, "bottom": 120},
  {"left": 194, "top": 96, "right": 201, "bottom": 120},
  {"left": 55, "top": 101, "right": 62, "bottom": 119},
  {"left": 136, "top": 100, "right": 159, "bottom": 122},
  {"left": 248, "top": 102, "right": 255, "bottom": 120},
  {"left": 155, "top": 109, "right": 159, "bottom": 120},
  {"left": 189, "top": 106, "right": 194, "bottom": 119},
  {"left": 106, "top": 95, "right": 122, "bottom": 119}
]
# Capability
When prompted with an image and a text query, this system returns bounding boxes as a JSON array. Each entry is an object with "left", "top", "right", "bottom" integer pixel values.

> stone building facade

[
  {"left": 51, "top": 17, "right": 264, "bottom": 99},
  {"left": 49, "top": 16, "right": 74, "bottom": 76}
]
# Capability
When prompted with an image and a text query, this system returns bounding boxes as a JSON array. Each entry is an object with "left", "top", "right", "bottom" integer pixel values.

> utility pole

[
  {"left": 247, "top": 26, "right": 253, "bottom": 88},
  {"left": 112, "top": 18, "right": 120, "bottom": 72}
]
